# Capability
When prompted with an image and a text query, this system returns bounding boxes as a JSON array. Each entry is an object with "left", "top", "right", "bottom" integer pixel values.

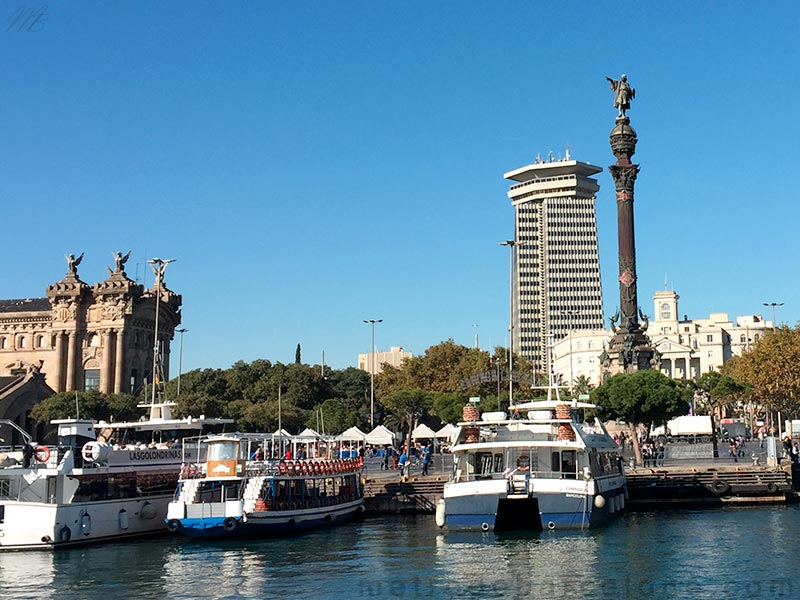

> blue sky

[{"left": 2, "top": 2, "right": 798, "bottom": 374}]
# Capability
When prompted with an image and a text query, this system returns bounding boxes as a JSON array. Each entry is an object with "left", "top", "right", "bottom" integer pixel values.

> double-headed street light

[
  {"left": 499, "top": 240, "right": 516, "bottom": 407},
  {"left": 363, "top": 319, "right": 383, "bottom": 429},
  {"left": 763, "top": 302, "right": 784, "bottom": 329}
]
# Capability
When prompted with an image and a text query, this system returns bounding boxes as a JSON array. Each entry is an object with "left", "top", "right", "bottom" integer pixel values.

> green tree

[
  {"left": 30, "top": 391, "right": 139, "bottom": 427},
  {"left": 571, "top": 374, "right": 594, "bottom": 398},
  {"left": 295, "top": 343, "right": 302, "bottom": 364},
  {"left": 723, "top": 326, "right": 800, "bottom": 416},
  {"left": 383, "top": 388, "right": 432, "bottom": 453},
  {"left": 591, "top": 370, "right": 687, "bottom": 466}
]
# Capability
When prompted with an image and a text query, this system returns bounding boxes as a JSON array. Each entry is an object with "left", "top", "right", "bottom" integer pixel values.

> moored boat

[
  {"left": 0, "top": 402, "right": 231, "bottom": 550},
  {"left": 166, "top": 433, "right": 365, "bottom": 538},
  {"left": 436, "top": 397, "right": 626, "bottom": 532},
  {"left": 436, "top": 339, "right": 626, "bottom": 533}
]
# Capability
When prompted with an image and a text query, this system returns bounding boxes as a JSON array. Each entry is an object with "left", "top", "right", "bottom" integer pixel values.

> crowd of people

[{"left": 377, "top": 442, "right": 434, "bottom": 478}]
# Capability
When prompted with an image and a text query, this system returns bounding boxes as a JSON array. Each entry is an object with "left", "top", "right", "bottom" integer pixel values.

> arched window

[
  {"left": 36, "top": 335, "right": 46, "bottom": 348},
  {"left": 0, "top": 337, "right": 6, "bottom": 349},
  {"left": 739, "top": 334, "right": 746, "bottom": 344},
  {"left": 18, "top": 336, "right": 27, "bottom": 349}
]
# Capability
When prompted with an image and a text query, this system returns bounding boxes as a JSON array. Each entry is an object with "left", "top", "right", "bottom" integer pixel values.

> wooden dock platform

[
  {"left": 361, "top": 463, "right": 798, "bottom": 514},
  {"left": 625, "top": 464, "right": 795, "bottom": 507}
]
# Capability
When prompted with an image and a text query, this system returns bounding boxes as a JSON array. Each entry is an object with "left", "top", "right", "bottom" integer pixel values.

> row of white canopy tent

[{"left": 335, "top": 423, "right": 458, "bottom": 446}]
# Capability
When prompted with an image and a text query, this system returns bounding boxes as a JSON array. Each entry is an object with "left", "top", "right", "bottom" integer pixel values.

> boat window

[
  {"left": 208, "top": 441, "right": 238, "bottom": 461},
  {"left": 493, "top": 453, "right": 504, "bottom": 472},
  {"left": 475, "top": 452, "right": 495, "bottom": 477},
  {"left": 561, "top": 450, "right": 577, "bottom": 478},
  {"left": 551, "top": 451, "right": 561, "bottom": 471}
]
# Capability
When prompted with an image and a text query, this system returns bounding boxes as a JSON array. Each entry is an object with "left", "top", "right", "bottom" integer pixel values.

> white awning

[{"left": 365, "top": 425, "right": 395, "bottom": 445}]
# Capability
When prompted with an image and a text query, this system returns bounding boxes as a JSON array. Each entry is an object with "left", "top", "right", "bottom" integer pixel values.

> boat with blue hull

[
  {"left": 436, "top": 352, "right": 627, "bottom": 533},
  {"left": 166, "top": 433, "right": 365, "bottom": 538},
  {"left": 436, "top": 399, "right": 627, "bottom": 532}
]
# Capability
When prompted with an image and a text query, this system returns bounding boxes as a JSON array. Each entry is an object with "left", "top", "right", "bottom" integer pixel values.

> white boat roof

[{"left": 513, "top": 400, "right": 598, "bottom": 410}]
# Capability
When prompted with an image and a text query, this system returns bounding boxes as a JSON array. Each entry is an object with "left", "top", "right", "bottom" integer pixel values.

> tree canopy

[{"left": 722, "top": 325, "right": 800, "bottom": 414}]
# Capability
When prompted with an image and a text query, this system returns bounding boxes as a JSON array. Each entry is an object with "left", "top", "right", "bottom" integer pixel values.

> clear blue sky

[{"left": 2, "top": 2, "right": 798, "bottom": 374}]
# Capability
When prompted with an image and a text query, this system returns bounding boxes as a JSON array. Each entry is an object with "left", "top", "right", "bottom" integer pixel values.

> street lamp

[
  {"left": 763, "top": 302, "right": 783, "bottom": 329},
  {"left": 148, "top": 258, "right": 174, "bottom": 405},
  {"left": 363, "top": 319, "right": 383, "bottom": 429},
  {"left": 499, "top": 240, "right": 521, "bottom": 407},
  {"left": 176, "top": 328, "right": 188, "bottom": 398},
  {"left": 472, "top": 324, "right": 479, "bottom": 349}
]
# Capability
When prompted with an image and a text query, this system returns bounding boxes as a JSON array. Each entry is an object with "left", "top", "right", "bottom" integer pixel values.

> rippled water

[{"left": 2, "top": 507, "right": 799, "bottom": 599}]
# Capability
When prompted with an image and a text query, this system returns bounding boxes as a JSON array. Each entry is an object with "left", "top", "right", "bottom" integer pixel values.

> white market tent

[
  {"left": 297, "top": 427, "right": 320, "bottom": 439},
  {"left": 411, "top": 423, "right": 437, "bottom": 440},
  {"left": 273, "top": 428, "right": 293, "bottom": 438},
  {"left": 365, "top": 425, "right": 395, "bottom": 446},
  {"left": 435, "top": 423, "right": 456, "bottom": 440},
  {"left": 337, "top": 426, "right": 367, "bottom": 442}
]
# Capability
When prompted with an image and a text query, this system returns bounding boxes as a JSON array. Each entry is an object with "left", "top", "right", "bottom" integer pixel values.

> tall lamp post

[
  {"left": 763, "top": 302, "right": 783, "bottom": 329},
  {"left": 499, "top": 240, "right": 517, "bottom": 407},
  {"left": 176, "top": 328, "right": 188, "bottom": 398},
  {"left": 148, "top": 258, "right": 174, "bottom": 405},
  {"left": 363, "top": 319, "right": 383, "bottom": 429}
]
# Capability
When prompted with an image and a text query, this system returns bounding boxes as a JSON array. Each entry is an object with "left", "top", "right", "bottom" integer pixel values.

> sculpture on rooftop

[
  {"left": 113, "top": 250, "right": 131, "bottom": 273},
  {"left": 65, "top": 252, "right": 84, "bottom": 276},
  {"left": 606, "top": 74, "right": 636, "bottom": 117}
]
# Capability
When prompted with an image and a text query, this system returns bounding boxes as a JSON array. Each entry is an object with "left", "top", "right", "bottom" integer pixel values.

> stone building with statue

[{"left": 0, "top": 252, "right": 181, "bottom": 428}]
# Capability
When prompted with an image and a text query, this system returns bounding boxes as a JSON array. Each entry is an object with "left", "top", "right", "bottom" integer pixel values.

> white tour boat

[
  {"left": 166, "top": 433, "right": 365, "bottom": 538},
  {"left": 0, "top": 401, "right": 231, "bottom": 550},
  {"left": 436, "top": 366, "right": 626, "bottom": 532}
]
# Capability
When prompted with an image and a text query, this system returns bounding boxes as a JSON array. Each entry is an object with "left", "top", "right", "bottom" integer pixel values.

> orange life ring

[{"left": 35, "top": 446, "right": 50, "bottom": 463}]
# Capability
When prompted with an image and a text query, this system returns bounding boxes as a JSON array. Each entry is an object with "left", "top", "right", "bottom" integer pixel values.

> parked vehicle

[{"left": 651, "top": 415, "right": 714, "bottom": 444}]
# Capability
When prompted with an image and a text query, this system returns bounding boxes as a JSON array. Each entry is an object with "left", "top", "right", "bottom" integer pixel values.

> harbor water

[{"left": 2, "top": 506, "right": 798, "bottom": 599}]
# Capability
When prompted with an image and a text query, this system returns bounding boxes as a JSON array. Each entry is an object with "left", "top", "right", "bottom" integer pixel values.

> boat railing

[
  {"left": 455, "top": 469, "right": 576, "bottom": 483},
  {"left": 178, "top": 457, "right": 364, "bottom": 481}
]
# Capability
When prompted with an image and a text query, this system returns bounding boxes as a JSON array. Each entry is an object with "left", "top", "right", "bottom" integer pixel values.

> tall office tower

[{"left": 504, "top": 154, "right": 605, "bottom": 376}]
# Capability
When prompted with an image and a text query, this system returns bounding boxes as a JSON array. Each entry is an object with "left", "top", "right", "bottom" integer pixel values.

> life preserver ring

[
  {"left": 222, "top": 517, "right": 237, "bottom": 532},
  {"left": 35, "top": 446, "right": 51, "bottom": 463},
  {"left": 516, "top": 454, "right": 530, "bottom": 471},
  {"left": 767, "top": 482, "right": 779, "bottom": 493},
  {"left": 167, "top": 519, "right": 180, "bottom": 533},
  {"left": 711, "top": 480, "right": 731, "bottom": 495}
]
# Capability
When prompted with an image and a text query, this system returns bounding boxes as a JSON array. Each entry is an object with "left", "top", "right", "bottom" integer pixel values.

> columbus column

[{"left": 601, "top": 74, "right": 659, "bottom": 375}]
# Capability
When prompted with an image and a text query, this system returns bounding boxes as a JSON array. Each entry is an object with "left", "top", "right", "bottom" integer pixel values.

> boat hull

[
  {"left": 443, "top": 477, "right": 626, "bottom": 532},
  {"left": 0, "top": 496, "right": 172, "bottom": 551},
  {"left": 170, "top": 501, "right": 366, "bottom": 539}
]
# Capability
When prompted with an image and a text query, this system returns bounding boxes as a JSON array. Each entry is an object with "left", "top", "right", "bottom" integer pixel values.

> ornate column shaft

[
  {"left": 53, "top": 332, "right": 65, "bottom": 392},
  {"left": 114, "top": 330, "right": 126, "bottom": 394},
  {"left": 66, "top": 331, "right": 77, "bottom": 391},
  {"left": 101, "top": 330, "right": 114, "bottom": 393}
]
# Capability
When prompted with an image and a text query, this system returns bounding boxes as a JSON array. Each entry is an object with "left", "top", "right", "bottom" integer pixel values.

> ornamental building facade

[{"left": 0, "top": 253, "right": 181, "bottom": 397}]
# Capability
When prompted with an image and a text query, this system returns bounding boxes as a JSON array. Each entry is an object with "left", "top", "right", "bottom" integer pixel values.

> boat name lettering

[
  {"left": 565, "top": 493, "right": 585, "bottom": 499},
  {"left": 129, "top": 449, "right": 181, "bottom": 461}
]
